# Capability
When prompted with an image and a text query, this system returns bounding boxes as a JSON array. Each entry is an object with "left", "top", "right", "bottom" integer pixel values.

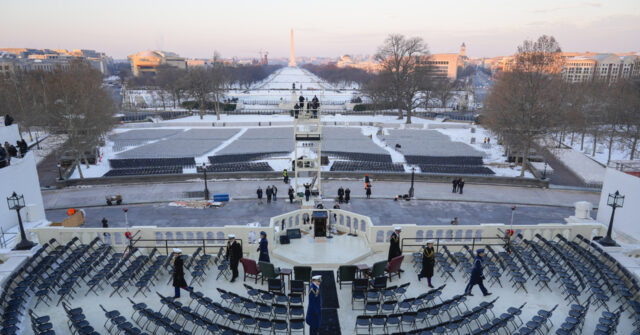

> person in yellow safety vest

[{"left": 283, "top": 169, "right": 289, "bottom": 184}]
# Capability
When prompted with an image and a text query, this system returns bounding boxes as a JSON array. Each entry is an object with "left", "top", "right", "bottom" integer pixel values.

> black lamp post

[
  {"left": 57, "top": 162, "right": 63, "bottom": 180},
  {"left": 7, "top": 192, "right": 35, "bottom": 250},
  {"left": 409, "top": 167, "right": 415, "bottom": 198},
  {"left": 599, "top": 190, "right": 624, "bottom": 247},
  {"left": 542, "top": 162, "right": 548, "bottom": 179},
  {"left": 202, "top": 163, "right": 210, "bottom": 200}
]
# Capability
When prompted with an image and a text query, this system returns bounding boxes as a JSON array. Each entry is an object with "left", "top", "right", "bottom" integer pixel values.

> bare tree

[
  {"left": 156, "top": 65, "right": 188, "bottom": 109},
  {"left": 430, "top": 78, "right": 457, "bottom": 109},
  {"left": 209, "top": 52, "right": 229, "bottom": 120},
  {"left": 484, "top": 35, "right": 565, "bottom": 177},
  {"left": 374, "top": 34, "right": 430, "bottom": 123},
  {"left": 185, "top": 68, "right": 212, "bottom": 120}
]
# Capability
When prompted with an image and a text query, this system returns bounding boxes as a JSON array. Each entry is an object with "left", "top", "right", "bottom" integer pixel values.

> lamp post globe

[
  {"left": 7, "top": 192, "right": 36, "bottom": 250},
  {"left": 599, "top": 190, "right": 624, "bottom": 247}
]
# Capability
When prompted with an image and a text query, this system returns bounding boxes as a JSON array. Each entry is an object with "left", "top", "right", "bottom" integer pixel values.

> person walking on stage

[
  {"left": 365, "top": 184, "right": 372, "bottom": 199},
  {"left": 458, "top": 179, "right": 465, "bottom": 194},
  {"left": 388, "top": 226, "right": 402, "bottom": 262},
  {"left": 344, "top": 187, "right": 351, "bottom": 204},
  {"left": 257, "top": 231, "right": 270, "bottom": 263},
  {"left": 452, "top": 178, "right": 458, "bottom": 193},
  {"left": 257, "top": 186, "right": 263, "bottom": 204},
  {"left": 288, "top": 186, "right": 295, "bottom": 203},
  {"left": 338, "top": 186, "right": 344, "bottom": 203},
  {"left": 272, "top": 185, "right": 278, "bottom": 201},
  {"left": 464, "top": 249, "right": 492, "bottom": 297},
  {"left": 226, "top": 234, "right": 243, "bottom": 283},
  {"left": 306, "top": 275, "right": 323, "bottom": 335},
  {"left": 172, "top": 249, "right": 193, "bottom": 298},
  {"left": 418, "top": 240, "right": 436, "bottom": 288}
]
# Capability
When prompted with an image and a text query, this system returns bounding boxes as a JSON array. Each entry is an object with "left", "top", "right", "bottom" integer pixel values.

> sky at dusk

[{"left": 1, "top": 0, "right": 639, "bottom": 59}]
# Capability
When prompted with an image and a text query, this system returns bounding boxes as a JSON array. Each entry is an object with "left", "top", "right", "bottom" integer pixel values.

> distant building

[
  {"left": 0, "top": 48, "right": 113, "bottom": 75},
  {"left": 420, "top": 53, "right": 465, "bottom": 79},
  {"left": 562, "top": 57, "right": 597, "bottom": 83},
  {"left": 127, "top": 50, "right": 186, "bottom": 76}
]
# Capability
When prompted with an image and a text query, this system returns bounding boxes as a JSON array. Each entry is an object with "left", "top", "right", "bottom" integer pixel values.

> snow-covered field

[{"left": 561, "top": 133, "right": 639, "bottom": 165}]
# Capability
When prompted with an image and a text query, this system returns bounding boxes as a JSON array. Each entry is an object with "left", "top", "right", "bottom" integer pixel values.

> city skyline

[{"left": 1, "top": 0, "right": 639, "bottom": 59}]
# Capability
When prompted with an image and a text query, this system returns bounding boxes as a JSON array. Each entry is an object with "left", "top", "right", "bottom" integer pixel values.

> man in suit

[
  {"left": 306, "top": 275, "right": 323, "bottom": 335},
  {"left": 226, "top": 234, "right": 243, "bottom": 282}
]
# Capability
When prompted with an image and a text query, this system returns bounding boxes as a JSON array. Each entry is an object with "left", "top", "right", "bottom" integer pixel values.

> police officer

[
  {"left": 306, "top": 275, "right": 323, "bottom": 335},
  {"left": 172, "top": 249, "right": 193, "bottom": 298},
  {"left": 226, "top": 234, "right": 243, "bottom": 283},
  {"left": 464, "top": 249, "right": 492, "bottom": 297},
  {"left": 388, "top": 226, "right": 402, "bottom": 262},
  {"left": 283, "top": 169, "right": 289, "bottom": 184}
]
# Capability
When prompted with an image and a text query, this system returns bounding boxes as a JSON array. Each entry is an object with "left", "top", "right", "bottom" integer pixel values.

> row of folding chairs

[
  {"left": 554, "top": 299, "right": 590, "bottom": 335},
  {"left": 29, "top": 309, "right": 54, "bottom": 335},
  {"left": 99, "top": 304, "right": 149, "bottom": 335},
  {"left": 513, "top": 304, "right": 558, "bottom": 335},
  {"left": 62, "top": 302, "right": 100, "bottom": 335},
  {"left": 352, "top": 279, "right": 412, "bottom": 310},
  {"left": 110, "top": 251, "right": 155, "bottom": 298},
  {"left": 216, "top": 288, "right": 304, "bottom": 321}
]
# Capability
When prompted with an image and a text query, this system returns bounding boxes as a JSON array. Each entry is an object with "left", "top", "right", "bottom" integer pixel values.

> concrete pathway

[{"left": 42, "top": 179, "right": 600, "bottom": 210}]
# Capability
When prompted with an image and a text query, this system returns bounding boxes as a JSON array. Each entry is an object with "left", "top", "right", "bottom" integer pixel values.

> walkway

[{"left": 42, "top": 179, "right": 600, "bottom": 210}]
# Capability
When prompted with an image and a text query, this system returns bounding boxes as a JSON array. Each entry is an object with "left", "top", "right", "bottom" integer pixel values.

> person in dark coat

[
  {"left": 257, "top": 187, "right": 263, "bottom": 204},
  {"left": 294, "top": 103, "right": 300, "bottom": 118},
  {"left": 458, "top": 179, "right": 465, "bottom": 194},
  {"left": 337, "top": 186, "right": 344, "bottom": 203},
  {"left": 464, "top": 249, "right": 491, "bottom": 296},
  {"left": 7, "top": 144, "right": 17, "bottom": 158},
  {"left": 172, "top": 249, "right": 193, "bottom": 298},
  {"left": 226, "top": 235, "right": 243, "bottom": 283},
  {"left": 388, "top": 226, "right": 402, "bottom": 262},
  {"left": 364, "top": 174, "right": 370, "bottom": 184},
  {"left": 288, "top": 186, "right": 295, "bottom": 203},
  {"left": 17, "top": 140, "right": 27, "bottom": 157},
  {"left": 266, "top": 186, "right": 272, "bottom": 203},
  {"left": 304, "top": 183, "right": 311, "bottom": 201},
  {"left": 299, "top": 95, "right": 305, "bottom": 106},
  {"left": 272, "top": 185, "right": 278, "bottom": 201},
  {"left": 365, "top": 184, "right": 372, "bottom": 199},
  {"left": 306, "top": 275, "right": 323, "bottom": 335},
  {"left": 418, "top": 240, "right": 435, "bottom": 288},
  {"left": 0, "top": 146, "right": 7, "bottom": 167},
  {"left": 344, "top": 188, "right": 351, "bottom": 204},
  {"left": 101, "top": 217, "right": 109, "bottom": 228},
  {"left": 257, "top": 231, "right": 270, "bottom": 263},
  {"left": 4, "top": 114, "right": 14, "bottom": 126},
  {"left": 452, "top": 178, "right": 458, "bottom": 193}
]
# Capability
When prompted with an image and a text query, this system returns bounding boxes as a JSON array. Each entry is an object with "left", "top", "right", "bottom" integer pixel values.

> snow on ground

[
  {"left": 29, "top": 134, "right": 66, "bottom": 165},
  {"left": 195, "top": 128, "right": 247, "bottom": 164},
  {"left": 548, "top": 147, "right": 605, "bottom": 185},
  {"left": 561, "top": 133, "right": 639, "bottom": 165}
]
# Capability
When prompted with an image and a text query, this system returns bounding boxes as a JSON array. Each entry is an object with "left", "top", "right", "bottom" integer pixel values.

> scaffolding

[{"left": 293, "top": 98, "right": 322, "bottom": 206}]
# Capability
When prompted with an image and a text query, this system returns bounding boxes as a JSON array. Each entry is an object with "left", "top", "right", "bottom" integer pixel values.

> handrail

[
  {"left": 132, "top": 238, "right": 243, "bottom": 255},
  {"left": 401, "top": 236, "right": 508, "bottom": 254}
]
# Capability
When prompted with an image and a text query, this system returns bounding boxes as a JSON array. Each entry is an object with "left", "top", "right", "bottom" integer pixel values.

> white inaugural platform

[{"left": 272, "top": 233, "right": 372, "bottom": 267}]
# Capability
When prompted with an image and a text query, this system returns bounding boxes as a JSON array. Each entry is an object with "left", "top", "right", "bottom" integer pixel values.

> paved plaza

[{"left": 45, "top": 197, "right": 579, "bottom": 228}]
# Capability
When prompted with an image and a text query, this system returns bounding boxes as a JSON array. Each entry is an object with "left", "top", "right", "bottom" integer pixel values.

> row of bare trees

[
  {"left": 484, "top": 35, "right": 640, "bottom": 177},
  {"left": 0, "top": 61, "right": 116, "bottom": 177},
  {"left": 125, "top": 62, "right": 281, "bottom": 119}
]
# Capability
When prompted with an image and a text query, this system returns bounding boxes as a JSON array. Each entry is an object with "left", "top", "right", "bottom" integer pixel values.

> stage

[{"left": 271, "top": 233, "right": 372, "bottom": 268}]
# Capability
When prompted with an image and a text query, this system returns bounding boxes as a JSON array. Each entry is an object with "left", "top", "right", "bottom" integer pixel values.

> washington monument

[{"left": 289, "top": 29, "right": 296, "bottom": 67}]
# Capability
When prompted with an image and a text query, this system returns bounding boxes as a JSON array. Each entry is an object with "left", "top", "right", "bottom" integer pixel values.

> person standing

[
  {"left": 464, "top": 249, "right": 491, "bottom": 297},
  {"left": 304, "top": 183, "right": 311, "bottom": 202},
  {"left": 288, "top": 186, "right": 295, "bottom": 203},
  {"left": 388, "top": 226, "right": 402, "bottom": 262},
  {"left": 365, "top": 184, "right": 372, "bottom": 199},
  {"left": 306, "top": 275, "right": 323, "bottom": 335},
  {"left": 337, "top": 186, "right": 344, "bottom": 203},
  {"left": 257, "top": 187, "right": 263, "bottom": 204},
  {"left": 226, "top": 234, "right": 243, "bottom": 283},
  {"left": 257, "top": 231, "right": 270, "bottom": 263},
  {"left": 283, "top": 169, "right": 289, "bottom": 183},
  {"left": 458, "top": 179, "right": 465, "bottom": 194},
  {"left": 344, "top": 188, "right": 351, "bottom": 204},
  {"left": 450, "top": 217, "right": 459, "bottom": 225},
  {"left": 101, "top": 217, "right": 109, "bottom": 228},
  {"left": 266, "top": 186, "right": 272, "bottom": 203},
  {"left": 272, "top": 185, "right": 278, "bottom": 201},
  {"left": 172, "top": 249, "right": 193, "bottom": 298},
  {"left": 364, "top": 174, "right": 370, "bottom": 185},
  {"left": 452, "top": 178, "right": 458, "bottom": 193},
  {"left": 418, "top": 240, "right": 436, "bottom": 288},
  {"left": 333, "top": 201, "right": 340, "bottom": 209}
]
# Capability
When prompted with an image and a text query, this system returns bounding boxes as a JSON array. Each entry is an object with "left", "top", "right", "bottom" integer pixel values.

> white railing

[{"left": 30, "top": 209, "right": 605, "bottom": 256}]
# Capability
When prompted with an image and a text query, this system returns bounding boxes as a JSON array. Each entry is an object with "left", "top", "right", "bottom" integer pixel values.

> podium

[{"left": 312, "top": 211, "right": 328, "bottom": 237}]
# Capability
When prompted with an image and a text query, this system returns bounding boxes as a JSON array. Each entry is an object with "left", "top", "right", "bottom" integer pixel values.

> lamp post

[
  {"left": 542, "top": 162, "right": 548, "bottom": 180},
  {"left": 202, "top": 163, "right": 210, "bottom": 200},
  {"left": 57, "top": 162, "right": 63, "bottom": 180},
  {"left": 510, "top": 206, "right": 516, "bottom": 231},
  {"left": 409, "top": 167, "right": 415, "bottom": 198},
  {"left": 7, "top": 192, "right": 35, "bottom": 250},
  {"left": 599, "top": 190, "right": 624, "bottom": 247}
]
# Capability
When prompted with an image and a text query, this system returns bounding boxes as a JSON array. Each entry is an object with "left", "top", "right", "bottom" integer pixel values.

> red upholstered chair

[
  {"left": 240, "top": 258, "right": 262, "bottom": 283},
  {"left": 385, "top": 255, "right": 404, "bottom": 281}
]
